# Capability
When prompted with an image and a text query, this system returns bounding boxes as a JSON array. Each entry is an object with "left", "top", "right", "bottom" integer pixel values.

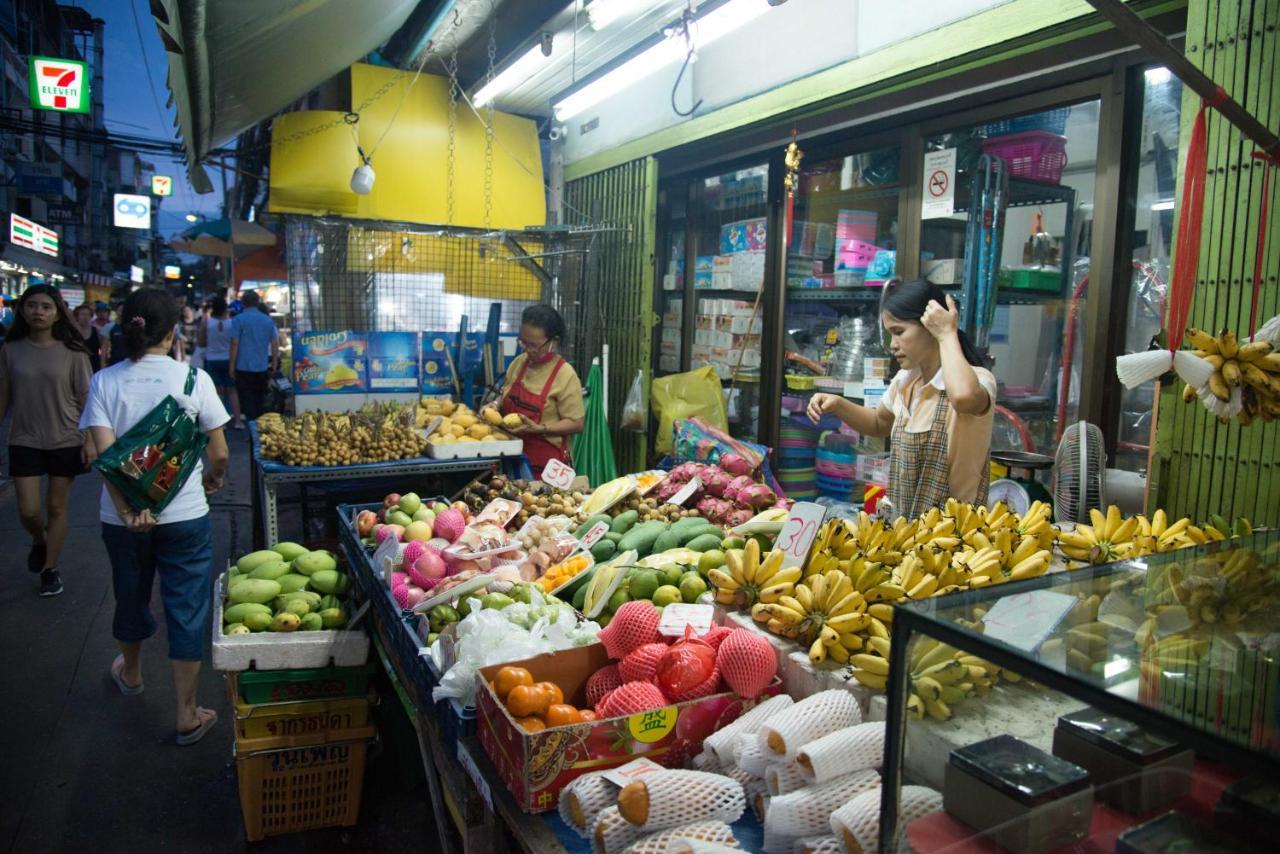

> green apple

[
  {"left": 399, "top": 492, "right": 422, "bottom": 516},
  {"left": 412, "top": 506, "right": 435, "bottom": 523},
  {"left": 607, "top": 588, "right": 630, "bottom": 613},
  {"left": 387, "top": 509, "right": 413, "bottom": 528}
]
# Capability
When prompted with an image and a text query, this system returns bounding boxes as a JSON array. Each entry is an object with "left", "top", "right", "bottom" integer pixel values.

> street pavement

[{"left": 0, "top": 427, "right": 431, "bottom": 853}]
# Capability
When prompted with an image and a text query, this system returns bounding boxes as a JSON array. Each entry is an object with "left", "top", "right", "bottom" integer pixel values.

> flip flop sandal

[
  {"left": 110, "top": 655, "right": 144, "bottom": 696},
  {"left": 176, "top": 710, "right": 218, "bottom": 746}
]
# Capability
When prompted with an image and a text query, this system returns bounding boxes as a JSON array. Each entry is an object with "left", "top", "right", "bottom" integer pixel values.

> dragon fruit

[
  {"left": 703, "top": 467, "right": 733, "bottom": 498},
  {"left": 738, "top": 483, "right": 777, "bottom": 510},
  {"left": 696, "top": 496, "right": 730, "bottom": 522},
  {"left": 655, "top": 479, "right": 685, "bottom": 502},
  {"left": 722, "top": 508, "right": 755, "bottom": 529},
  {"left": 726, "top": 476, "right": 755, "bottom": 503},
  {"left": 718, "top": 452, "right": 755, "bottom": 477},
  {"left": 668, "top": 462, "right": 701, "bottom": 483}
]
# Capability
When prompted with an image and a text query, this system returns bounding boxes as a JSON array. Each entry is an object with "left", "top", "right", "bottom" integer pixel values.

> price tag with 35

[
  {"left": 775, "top": 501, "right": 826, "bottom": 567},
  {"left": 542, "top": 458, "right": 576, "bottom": 491},
  {"left": 579, "top": 520, "right": 610, "bottom": 549}
]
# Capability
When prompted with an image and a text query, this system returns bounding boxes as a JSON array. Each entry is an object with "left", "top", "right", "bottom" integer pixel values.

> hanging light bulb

[{"left": 350, "top": 145, "right": 375, "bottom": 194}]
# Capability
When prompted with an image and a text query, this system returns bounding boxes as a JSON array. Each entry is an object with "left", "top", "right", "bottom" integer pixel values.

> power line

[{"left": 128, "top": 0, "right": 171, "bottom": 135}]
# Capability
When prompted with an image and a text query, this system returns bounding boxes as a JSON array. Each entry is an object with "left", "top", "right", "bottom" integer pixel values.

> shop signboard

[
  {"left": 28, "top": 56, "right": 89, "bottom": 113},
  {"left": 292, "top": 330, "right": 368, "bottom": 394},
  {"left": 113, "top": 193, "right": 151, "bottom": 229},
  {"left": 150, "top": 175, "right": 172, "bottom": 196},
  {"left": 9, "top": 213, "right": 59, "bottom": 257},
  {"left": 15, "top": 162, "right": 63, "bottom": 196},
  {"left": 163, "top": 265, "right": 180, "bottom": 280},
  {"left": 921, "top": 147, "right": 957, "bottom": 219},
  {"left": 420, "top": 331, "right": 484, "bottom": 394},
  {"left": 45, "top": 203, "right": 82, "bottom": 225},
  {"left": 367, "top": 331, "right": 420, "bottom": 391}
]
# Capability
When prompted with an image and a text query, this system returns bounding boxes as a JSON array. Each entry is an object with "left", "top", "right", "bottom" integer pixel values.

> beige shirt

[
  {"left": 501, "top": 354, "right": 585, "bottom": 450},
  {"left": 880, "top": 366, "right": 997, "bottom": 503},
  {"left": 0, "top": 338, "right": 92, "bottom": 449}
]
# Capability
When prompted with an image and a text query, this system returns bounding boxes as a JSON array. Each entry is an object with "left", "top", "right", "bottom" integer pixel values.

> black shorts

[{"left": 7, "top": 444, "right": 86, "bottom": 478}]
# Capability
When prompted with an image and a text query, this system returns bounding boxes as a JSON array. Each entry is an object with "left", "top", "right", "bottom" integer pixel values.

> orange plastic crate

[{"left": 234, "top": 724, "right": 376, "bottom": 841}]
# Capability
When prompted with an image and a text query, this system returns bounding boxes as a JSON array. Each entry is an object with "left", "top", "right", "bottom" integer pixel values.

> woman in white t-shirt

[
  {"left": 198, "top": 295, "right": 238, "bottom": 421},
  {"left": 80, "top": 288, "right": 231, "bottom": 745}
]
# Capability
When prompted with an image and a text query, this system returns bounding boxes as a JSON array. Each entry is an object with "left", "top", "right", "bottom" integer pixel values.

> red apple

[
  {"left": 384, "top": 493, "right": 402, "bottom": 508},
  {"left": 356, "top": 510, "right": 377, "bottom": 537}
]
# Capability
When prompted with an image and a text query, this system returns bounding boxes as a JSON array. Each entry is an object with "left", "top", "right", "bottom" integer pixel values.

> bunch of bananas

[
  {"left": 1062, "top": 506, "right": 1253, "bottom": 565},
  {"left": 895, "top": 638, "right": 1013, "bottom": 721},
  {"left": 951, "top": 529, "right": 1054, "bottom": 587},
  {"left": 1184, "top": 327, "right": 1280, "bottom": 424},
  {"left": 1140, "top": 540, "right": 1272, "bottom": 630},
  {"left": 708, "top": 539, "right": 801, "bottom": 608},
  {"left": 750, "top": 569, "right": 893, "bottom": 667}
]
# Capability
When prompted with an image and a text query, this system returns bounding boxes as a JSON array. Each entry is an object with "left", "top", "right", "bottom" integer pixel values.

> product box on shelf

[
  {"left": 837, "top": 209, "right": 878, "bottom": 243},
  {"left": 662, "top": 272, "right": 681, "bottom": 291},
  {"left": 662, "top": 298, "right": 682, "bottom": 324},
  {"left": 475, "top": 642, "right": 781, "bottom": 813},
  {"left": 923, "top": 257, "right": 963, "bottom": 285},
  {"left": 660, "top": 326, "right": 681, "bottom": 344},
  {"left": 658, "top": 354, "right": 680, "bottom": 373},
  {"left": 719, "top": 218, "right": 768, "bottom": 254},
  {"left": 837, "top": 239, "right": 880, "bottom": 271},
  {"left": 659, "top": 339, "right": 679, "bottom": 356}
]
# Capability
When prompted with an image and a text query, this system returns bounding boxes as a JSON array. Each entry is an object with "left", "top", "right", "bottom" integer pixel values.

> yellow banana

[
  {"left": 850, "top": 668, "right": 887, "bottom": 690},
  {"left": 851, "top": 654, "right": 889, "bottom": 676}
]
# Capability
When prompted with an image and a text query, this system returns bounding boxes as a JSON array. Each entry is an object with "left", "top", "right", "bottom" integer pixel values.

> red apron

[{"left": 501, "top": 356, "right": 572, "bottom": 477}]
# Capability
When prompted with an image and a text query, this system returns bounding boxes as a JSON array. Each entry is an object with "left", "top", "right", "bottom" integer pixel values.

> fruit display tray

[
  {"left": 425, "top": 438, "right": 524, "bottom": 460},
  {"left": 212, "top": 572, "right": 371, "bottom": 672}
]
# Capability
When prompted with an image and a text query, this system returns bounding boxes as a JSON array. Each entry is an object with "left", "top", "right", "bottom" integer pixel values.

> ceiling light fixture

[
  {"left": 474, "top": 34, "right": 557, "bottom": 109},
  {"left": 587, "top": 0, "right": 663, "bottom": 31},
  {"left": 554, "top": 0, "right": 772, "bottom": 122}
]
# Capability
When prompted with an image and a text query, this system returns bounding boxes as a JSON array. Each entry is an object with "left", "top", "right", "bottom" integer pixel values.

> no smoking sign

[
  {"left": 921, "top": 148, "right": 956, "bottom": 219},
  {"left": 928, "top": 169, "right": 949, "bottom": 197}
]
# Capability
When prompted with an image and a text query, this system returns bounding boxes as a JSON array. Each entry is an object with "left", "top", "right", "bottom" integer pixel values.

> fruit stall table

[{"left": 249, "top": 423, "right": 529, "bottom": 549}]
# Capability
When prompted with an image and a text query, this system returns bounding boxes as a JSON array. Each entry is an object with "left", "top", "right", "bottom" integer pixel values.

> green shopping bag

[{"left": 93, "top": 367, "right": 209, "bottom": 514}]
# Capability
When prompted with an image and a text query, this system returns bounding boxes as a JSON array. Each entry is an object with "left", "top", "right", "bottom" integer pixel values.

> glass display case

[{"left": 880, "top": 531, "right": 1280, "bottom": 852}]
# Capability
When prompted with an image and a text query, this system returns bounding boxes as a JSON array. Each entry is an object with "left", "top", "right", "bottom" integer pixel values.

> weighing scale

[{"left": 987, "top": 449, "right": 1054, "bottom": 514}]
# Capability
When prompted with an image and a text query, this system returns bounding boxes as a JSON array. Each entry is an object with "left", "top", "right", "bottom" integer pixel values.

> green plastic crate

[
  {"left": 999, "top": 267, "right": 1063, "bottom": 292},
  {"left": 236, "top": 661, "right": 375, "bottom": 705}
]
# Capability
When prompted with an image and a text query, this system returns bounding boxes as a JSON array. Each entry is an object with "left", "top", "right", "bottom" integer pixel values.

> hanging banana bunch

[{"left": 1183, "top": 327, "right": 1280, "bottom": 424}]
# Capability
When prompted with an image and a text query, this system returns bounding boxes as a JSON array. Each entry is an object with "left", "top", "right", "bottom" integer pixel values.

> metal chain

[
  {"left": 483, "top": 8, "right": 497, "bottom": 229},
  {"left": 446, "top": 49, "right": 459, "bottom": 227}
]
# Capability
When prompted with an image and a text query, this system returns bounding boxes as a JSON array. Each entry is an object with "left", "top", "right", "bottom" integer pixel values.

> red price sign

[
  {"left": 542, "top": 459, "right": 576, "bottom": 490},
  {"left": 775, "top": 501, "right": 826, "bottom": 567},
  {"left": 580, "top": 521, "right": 610, "bottom": 549}
]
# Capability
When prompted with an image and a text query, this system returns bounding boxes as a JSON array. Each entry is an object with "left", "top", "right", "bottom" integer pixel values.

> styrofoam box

[
  {"left": 211, "top": 572, "right": 370, "bottom": 671},
  {"left": 426, "top": 438, "right": 523, "bottom": 459},
  {"left": 923, "top": 258, "right": 962, "bottom": 285}
]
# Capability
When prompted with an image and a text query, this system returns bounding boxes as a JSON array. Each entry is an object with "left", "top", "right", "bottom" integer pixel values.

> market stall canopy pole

[
  {"left": 152, "top": 0, "right": 425, "bottom": 192},
  {"left": 1081, "top": 0, "right": 1280, "bottom": 157}
]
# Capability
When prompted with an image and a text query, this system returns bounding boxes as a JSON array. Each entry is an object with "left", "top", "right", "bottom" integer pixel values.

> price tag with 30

[
  {"left": 775, "top": 501, "right": 826, "bottom": 567},
  {"left": 541, "top": 458, "right": 576, "bottom": 491}
]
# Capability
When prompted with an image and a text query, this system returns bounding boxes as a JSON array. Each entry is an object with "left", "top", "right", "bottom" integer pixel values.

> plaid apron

[{"left": 888, "top": 388, "right": 988, "bottom": 519}]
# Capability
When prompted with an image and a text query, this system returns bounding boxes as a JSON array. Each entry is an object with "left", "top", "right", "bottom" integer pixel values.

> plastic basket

[
  {"left": 980, "top": 107, "right": 1070, "bottom": 137},
  {"left": 981, "top": 131, "right": 1068, "bottom": 183},
  {"left": 234, "top": 724, "right": 376, "bottom": 841},
  {"left": 235, "top": 661, "right": 375, "bottom": 705},
  {"left": 228, "top": 673, "right": 375, "bottom": 739}
]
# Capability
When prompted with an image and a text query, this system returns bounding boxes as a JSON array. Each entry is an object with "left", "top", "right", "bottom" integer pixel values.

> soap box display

[
  {"left": 719, "top": 218, "right": 767, "bottom": 254},
  {"left": 366, "top": 331, "right": 419, "bottom": 392},
  {"left": 293, "top": 331, "right": 368, "bottom": 394}
]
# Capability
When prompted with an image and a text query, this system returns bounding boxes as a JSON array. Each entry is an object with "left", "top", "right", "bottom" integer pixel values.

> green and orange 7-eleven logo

[{"left": 29, "top": 56, "right": 90, "bottom": 113}]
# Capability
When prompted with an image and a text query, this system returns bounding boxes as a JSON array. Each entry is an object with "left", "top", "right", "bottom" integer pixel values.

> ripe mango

[
  {"left": 227, "top": 578, "right": 282, "bottom": 605},
  {"left": 248, "top": 560, "right": 290, "bottom": 580},
  {"left": 272, "top": 541, "right": 310, "bottom": 562},
  {"left": 319, "top": 607, "right": 346, "bottom": 629},
  {"left": 223, "top": 602, "right": 273, "bottom": 624},
  {"left": 224, "top": 623, "right": 251, "bottom": 635},
  {"left": 309, "top": 569, "right": 340, "bottom": 594},
  {"left": 236, "top": 550, "right": 284, "bottom": 574},
  {"left": 270, "top": 612, "right": 300, "bottom": 632},
  {"left": 244, "top": 611, "right": 273, "bottom": 632},
  {"left": 279, "top": 598, "right": 310, "bottom": 617},
  {"left": 299, "top": 613, "right": 324, "bottom": 631},
  {"left": 292, "top": 551, "right": 337, "bottom": 577}
]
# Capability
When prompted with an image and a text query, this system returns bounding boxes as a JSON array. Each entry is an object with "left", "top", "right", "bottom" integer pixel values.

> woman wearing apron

[
  {"left": 496, "top": 305, "right": 585, "bottom": 479},
  {"left": 806, "top": 280, "right": 996, "bottom": 519}
]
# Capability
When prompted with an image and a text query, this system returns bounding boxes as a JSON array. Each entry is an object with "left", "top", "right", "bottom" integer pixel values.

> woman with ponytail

[
  {"left": 807, "top": 279, "right": 997, "bottom": 518},
  {"left": 0, "top": 284, "right": 93, "bottom": 596},
  {"left": 79, "top": 288, "right": 230, "bottom": 744}
]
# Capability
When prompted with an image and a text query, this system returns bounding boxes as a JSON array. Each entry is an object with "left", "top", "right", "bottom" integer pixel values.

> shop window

[
  {"left": 1114, "top": 68, "right": 1182, "bottom": 475},
  {"left": 656, "top": 187, "right": 686, "bottom": 378},
  {"left": 921, "top": 100, "right": 1102, "bottom": 457}
]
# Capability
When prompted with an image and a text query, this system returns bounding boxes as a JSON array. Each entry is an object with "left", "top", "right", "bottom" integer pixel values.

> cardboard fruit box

[{"left": 476, "top": 643, "right": 781, "bottom": 813}]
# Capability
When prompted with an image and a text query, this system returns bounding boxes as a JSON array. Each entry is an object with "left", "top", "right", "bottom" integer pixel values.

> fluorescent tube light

[
  {"left": 588, "top": 0, "right": 662, "bottom": 31},
  {"left": 474, "top": 42, "right": 555, "bottom": 109},
  {"left": 1150, "top": 199, "right": 1174, "bottom": 211},
  {"left": 1144, "top": 66, "right": 1172, "bottom": 85},
  {"left": 554, "top": 0, "right": 773, "bottom": 122}
]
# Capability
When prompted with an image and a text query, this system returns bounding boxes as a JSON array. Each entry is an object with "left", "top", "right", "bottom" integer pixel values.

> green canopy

[{"left": 572, "top": 362, "right": 617, "bottom": 488}]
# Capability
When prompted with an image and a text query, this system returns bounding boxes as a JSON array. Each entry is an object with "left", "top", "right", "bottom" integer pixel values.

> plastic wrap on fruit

[{"left": 655, "top": 626, "right": 720, "bottom": 701}]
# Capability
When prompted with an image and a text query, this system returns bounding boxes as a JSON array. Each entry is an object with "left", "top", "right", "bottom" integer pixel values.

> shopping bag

[
  {"left": 620, "top": 369, "right": 646, "bottom": 431},
  {"left": 672, "top": 417, "right": 765, "bottom": 471},
  {"left": 93, "top": 367, "right": 209, "bottom": 514},
  {"left": 649, "top": 366, "right": 727, "bottom": 454}
]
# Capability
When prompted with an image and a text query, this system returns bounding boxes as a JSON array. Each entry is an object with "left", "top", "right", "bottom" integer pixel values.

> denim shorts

[
  {"left": 102, "top": 515, "right": 214, "bottom": 661},
  {"left": 205, "top": 359, "right": 231, "bottom": 388}
]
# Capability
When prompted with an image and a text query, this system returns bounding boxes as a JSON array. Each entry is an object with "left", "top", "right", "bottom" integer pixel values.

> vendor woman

[
  {"left": 807, "top": 280, "right": 996, "bottom": 519},
  {"left": 496, "top": 305, "right": 585, "bottom": 478}
]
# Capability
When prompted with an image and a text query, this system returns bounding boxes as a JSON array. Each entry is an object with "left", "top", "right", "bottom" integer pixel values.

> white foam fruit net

[
  {"left": 758, "top": 689, "right": 862, "bottom": 760},
  {"left": 621, "top": 821, "right": 739, "bottom": 853},
  {"left": 766, "top": 762, "right": 809, "bottom": 796},
  {"left": 660, "top": 840, "right": 743, "bottom": 854},
  {"left": 763, "top": 824, "right": 799, "bottom": 854},
  {"left": 830, "top": 784, "right": 941, "bottom": 853},
  {"left": 560, "top": 773, "right": 615, "bottom": 835},
  {"left": 621, "top": 770, "right": 746, "bottom": 832},
  {"left": 766, "top": 769, "right": 882, "bottom": 838},
  {"left": 724, "top": 764, "right": 759, "bottom": 788},
  {"left": 704, "top": 695, "right": 794, "bottom": 764},
  {"left": 593, "top": 805, "right": 644, "bottom": 854},
  {"left": 792, "top": 836, "right": 842, "bottom": 853},
  {"left": 796, "top": 721, "right": 885, "bottom": 784},
  {"left": 736, "top": 739, "right": 772, "bottom": 777}
]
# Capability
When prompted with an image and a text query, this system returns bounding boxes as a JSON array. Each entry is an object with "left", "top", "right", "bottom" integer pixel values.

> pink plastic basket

[{"left": 980, "top": 131, "right": 1068, "bottom": 184}]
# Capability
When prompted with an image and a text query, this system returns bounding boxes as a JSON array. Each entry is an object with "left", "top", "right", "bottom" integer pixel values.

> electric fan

[{"left": 1052, "top": 421, "right": 1107, "bottom": 523}]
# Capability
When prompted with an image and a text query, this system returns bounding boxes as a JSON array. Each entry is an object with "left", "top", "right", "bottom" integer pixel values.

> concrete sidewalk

[{"left": 0, "top": 429, "right": 430, "bottom": 853}]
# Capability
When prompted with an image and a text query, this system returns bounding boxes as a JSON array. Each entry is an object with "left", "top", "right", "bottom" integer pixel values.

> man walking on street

[{"left": 228, "top": 291, "right": 278, "bottom": 428}]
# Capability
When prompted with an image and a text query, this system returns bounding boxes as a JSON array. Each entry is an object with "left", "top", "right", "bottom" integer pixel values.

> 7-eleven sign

[
  {"left": 151, "top": 175, "right": 173, "bottom": 196},
  {"left": 29, "top": 56, "right": 90, "bottom": 113},
  {"left": 10, "top": 213, "right": 60, "bottom": 258}
]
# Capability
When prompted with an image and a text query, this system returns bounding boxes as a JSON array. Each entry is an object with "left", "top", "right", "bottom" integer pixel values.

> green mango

[
  {"left": 223, "top": 602, "right": 273, "bottom": 624},
  {"left": 335, "top": 573, "right": 350, "bottom": 595},
  {"left": 309, "top": 569, "right": 340, "bottom": 594},
  {"left": 276, "top": 573, "right": 310, "bottom": 594},
  {"left": 224, "top": 622, "right": 251, "bottom": 635},
  {"left": 272, "top": 541, "right": 310, "bottom": 562},
  {"left": 319, "top": 594, "right": 342, "bottom": 611},
  {"left": 280, "top": 598, "right": 311, "bottom": 617},
  {"left": 244, "top": 611, "right": 273, "bottom": 632},
  {"left": 227, "top": 578, "right": 282, "bottom": 605},
  {"left": 292, "top": 551, "right": 337, "bottom": 577},
  {"left": 236, "top": 550, "right": 284, "bottom": 574},
  {"left": 319, "top": 607, "right": 346, "bottom": 629},
  {"left": 572, "top": 583, "right": 588, "bottom": 611},
  {"left": 299, "top": 613, "right": 324, "bottom": 631},
  {"left": 227, "top": 573, "right": 252, "bottom": 590},
  {"left": 248, "top": 560, "right": 291, "bottom": 581},
  {"left": 270, "top": 612, "right": 301, "bottom": 632}
]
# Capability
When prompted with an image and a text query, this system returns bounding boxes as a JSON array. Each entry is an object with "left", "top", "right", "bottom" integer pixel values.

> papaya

[
  {"left": 651, "top": 528, "right": 682, "bottom": 554},
  {"left": 617, "top": 521, "right": 669, "bottom": 556},
  {"left": 604, "top": 531, "right": 624, "bottom": 544},
  {"left": 236, "top": 550, "right": 283, "bottom": 574},
  {"left": 590, "top": 539, "right": 618, "bottom": 562},
  {"left": 676, "top": 525, "right": 725, "bottom": 547},
  {"left": 670, "top": 516, "right": 711, "bottom": 535},
  {"left": 223, "top": 602, "right": 273, "bottom": 624},
  {"left": 227, "top": 579, "right": 282, "bottom": 605},
  {"left": 271, "top": 541, "right": 310, "bottom": 562}
]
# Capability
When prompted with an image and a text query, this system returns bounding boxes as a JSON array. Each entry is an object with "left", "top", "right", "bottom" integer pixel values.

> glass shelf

[{"left": 880, "top": 530, "right": 1280, "bottom": 850}]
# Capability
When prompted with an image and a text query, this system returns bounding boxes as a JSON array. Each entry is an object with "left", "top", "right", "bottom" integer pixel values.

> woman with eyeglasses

[
  {"left": 807, "top": 279, "right": 996, "bottom": 519},
  {"left": 491, "top": 305, "right": 584, "bottom": 478}
]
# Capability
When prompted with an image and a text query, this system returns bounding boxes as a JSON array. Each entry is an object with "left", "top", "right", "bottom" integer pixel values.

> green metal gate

[{"left": 562, "top": 157, "right": 659, "bottom": 475}]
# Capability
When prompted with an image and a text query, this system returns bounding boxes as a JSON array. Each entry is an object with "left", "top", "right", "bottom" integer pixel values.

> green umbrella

[{"left": 572, "top": 362, "right": 617, "bottom": 487}]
